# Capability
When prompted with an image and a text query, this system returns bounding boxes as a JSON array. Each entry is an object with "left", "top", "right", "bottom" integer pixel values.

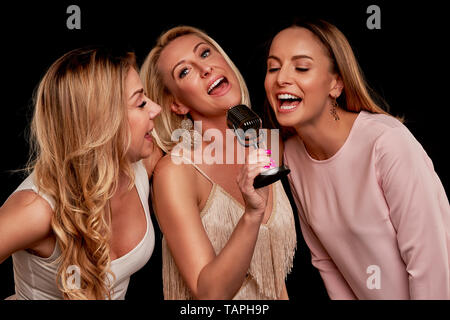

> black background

[{"left": 0, "top": 0, "right": 449, "bottom": 311}]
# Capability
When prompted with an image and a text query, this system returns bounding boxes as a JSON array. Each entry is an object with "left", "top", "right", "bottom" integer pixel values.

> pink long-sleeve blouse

[{"left": 284, "top": 111, "right": 450, "bottom": 299}]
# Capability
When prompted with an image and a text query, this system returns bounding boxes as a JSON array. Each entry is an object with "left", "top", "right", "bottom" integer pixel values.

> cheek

[
  {"left": 264, "top": 76, "right": 277, "bottom": 104},
  {"left": 128, "top": 114, "right": 144, "bottom": 141},
  {"left": 304, "top": 69, "right": 334, "bottom": 93},
  {"left": 174, "top": 82, "right": 202, "bottom": 107},
  {"left": 264, "top": 76, "right": 270, "bottom": 92}
]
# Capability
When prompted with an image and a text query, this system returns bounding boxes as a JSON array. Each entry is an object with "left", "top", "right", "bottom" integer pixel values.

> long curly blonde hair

[{"left": 28, "top": 47, "right": 136, "bottom": 299}]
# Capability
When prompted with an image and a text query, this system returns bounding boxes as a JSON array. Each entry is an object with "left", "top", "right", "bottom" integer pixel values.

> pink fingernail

[
  {"left": 266, "top": 149, "right": 272, "bottom": 155},
  {"left": 270, "top": 159, "right": 276, "bottom": 168},
  {"left": 264, "top": 165, "right": 271, "bottom": 169}
]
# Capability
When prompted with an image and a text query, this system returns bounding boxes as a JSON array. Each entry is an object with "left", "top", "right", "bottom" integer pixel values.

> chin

[
  {"left": 127, "top": 149, "right": 150, "bottom": 163},
  {"left": 139, "top": 150, "right": 153, "bottom": 161},
  {"left": 275, "top": 107, "right": 312, "bottom": 128},
  {"left": 274, "top": 113, "right": 298, "bottom": 128},
  {"left": 226, "top": 87, "right": 243, "bottom": 107}
]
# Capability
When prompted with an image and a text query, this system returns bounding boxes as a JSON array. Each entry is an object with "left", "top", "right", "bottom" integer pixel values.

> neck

[
  {"left": 115, "top": 170, "right": 132, "bottom": 197},
  {"left": 190, "top": 113, "right": 247, "bottom": 165},
  {"left": 295, "top": 109, "right": 359, "bottom": 161}
]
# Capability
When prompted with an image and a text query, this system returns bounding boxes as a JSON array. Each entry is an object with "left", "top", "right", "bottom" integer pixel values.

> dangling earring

[
  {"left": 180, "top": 117, "right": 202, "bottom": 150},
  {"left": 330, "top": 97, "right": 340, "bottom": 121}
]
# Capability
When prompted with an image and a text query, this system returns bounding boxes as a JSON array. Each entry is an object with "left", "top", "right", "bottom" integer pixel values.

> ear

[
  {"left": 170, "top": 100, "right": 190, "bottom": 115},
  {"left": 330, "top": 75, "right": 344, "bottom": 99}
]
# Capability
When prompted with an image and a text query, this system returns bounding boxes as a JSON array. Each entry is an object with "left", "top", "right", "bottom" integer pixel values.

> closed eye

[
  {"left": 138, "top": 101, "right": 147, "bottom": 108},
  {"left": 267, "top": 67, "right": 280, "bottom": 73}
]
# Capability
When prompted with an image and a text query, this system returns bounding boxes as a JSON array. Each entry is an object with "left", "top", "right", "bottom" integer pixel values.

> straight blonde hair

[{"left": 140, "top": 25, "right": 251, "bottom": 153}]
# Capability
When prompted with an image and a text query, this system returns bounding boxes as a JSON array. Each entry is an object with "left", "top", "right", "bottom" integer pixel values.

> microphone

[{"left": 226, "top": 104, "right": 290, "bottom": 189}]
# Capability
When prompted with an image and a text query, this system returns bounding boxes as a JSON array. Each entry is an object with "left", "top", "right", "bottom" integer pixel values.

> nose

[
  {"left": 146, "top": 97, "right": 162, "bottom": 119},
  {"left": 276, "top": 66, "right": 292, "bottom": 87},
  {"left": 199, "top": 63, "right": 212, "bottom": 78}
]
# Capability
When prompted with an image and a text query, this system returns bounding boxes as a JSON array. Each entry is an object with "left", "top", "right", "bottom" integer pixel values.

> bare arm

[
  {"left": 0, "top": 191, "right": 53, "bottom": 264},
  {"left": 153, "top": 149, "right": 270, "bottom": 299}
]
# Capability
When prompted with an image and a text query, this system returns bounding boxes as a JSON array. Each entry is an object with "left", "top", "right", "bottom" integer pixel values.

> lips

[
  {"left": 144, "top": 128, "right": 154, "bottom": 141},
  {"left": 207, "top": 76, "right": 230, "bottom": 96},
  {"left": 276, "top": 92, "right": 302, "bottom": 113}
]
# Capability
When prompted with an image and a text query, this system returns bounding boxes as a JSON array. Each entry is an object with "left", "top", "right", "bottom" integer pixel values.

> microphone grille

[{"left": 226, "top": 104, "right": 261, "bottom": 131}]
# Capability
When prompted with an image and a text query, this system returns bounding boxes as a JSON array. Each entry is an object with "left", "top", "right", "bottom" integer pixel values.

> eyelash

[
  {"left": 138, "top": 101, "right": 147, "bottom": 108},
  {"left": 267, "top": 67, "right": 309, "bottom": 73},
  {"left": 178, "top": 48, "right": 211, "bottom": 79},
  {"left": 201, "top": 48, "right": 210, "bottom": 58},
  {"left": 179, "top": 68, "right": 189, "bottom": 79}
]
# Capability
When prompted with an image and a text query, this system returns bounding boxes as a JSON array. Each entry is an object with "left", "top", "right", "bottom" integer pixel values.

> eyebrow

[
  {"left": 171, "top": 41, "right": 209, "bottom": 79},
  {"left": 267, "top": 54, "right": 314, "bottom": 62},
  {"left": 129, "top": 88, "right": 144, "bottom": 100}
]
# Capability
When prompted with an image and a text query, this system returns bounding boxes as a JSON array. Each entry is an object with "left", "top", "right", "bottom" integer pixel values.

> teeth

[
  {"left": 280, "top": 105, "right": 297, "bottom": 110},
  {"left": 208, "top": 77, "right": 224, "bottom": 94},
  {"left": 277, "top": 93, "right": 300, "bottom": 100}
]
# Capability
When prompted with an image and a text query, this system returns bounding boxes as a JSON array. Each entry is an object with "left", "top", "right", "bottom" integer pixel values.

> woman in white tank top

[{"left": 0, "top": 47, "right": 162, "bottom": 299}]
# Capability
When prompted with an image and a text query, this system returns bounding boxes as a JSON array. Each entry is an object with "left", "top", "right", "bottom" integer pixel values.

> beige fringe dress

[{"left": 162, "top": 156, "right": 297, "bottom": 300}]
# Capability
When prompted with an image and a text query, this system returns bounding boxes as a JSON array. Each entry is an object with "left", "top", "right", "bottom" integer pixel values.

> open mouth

[
  {"left": 277, "top": 93, "right": 302, "bottom": 111},
  {"left": 207, "top": 76, "right": 229, "bottom": 95},
  {"left": 144, "top": 129, "right": 154, "bottom": 141}
]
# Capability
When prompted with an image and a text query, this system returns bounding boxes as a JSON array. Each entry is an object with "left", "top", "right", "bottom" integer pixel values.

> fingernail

[
  {"left": 270, "top": 159, "right": 276, "bottom": 168},
  {"left": 264, "top": 165, "right": 271, "bottom": 169},
  {"left": 265, "top": 149, "right": 272, "bottom": 155}
]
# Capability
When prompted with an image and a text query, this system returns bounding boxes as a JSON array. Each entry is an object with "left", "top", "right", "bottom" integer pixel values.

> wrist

[{"left": 243, "top": 208, "right": 264, "bottom": 224}]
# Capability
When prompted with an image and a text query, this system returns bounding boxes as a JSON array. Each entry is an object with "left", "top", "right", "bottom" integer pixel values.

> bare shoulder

[
  {"left": 152, "top": 154, "right": 200, "bottom": 218},
  {"left": 0, "top": 190, "right": 54, "bottom": 262},
  {"left": 0, "top": 190, "right": 53, "bottom": 233},
  {"left": 153, "top": 154, "right": 197, "bottom": 185}
]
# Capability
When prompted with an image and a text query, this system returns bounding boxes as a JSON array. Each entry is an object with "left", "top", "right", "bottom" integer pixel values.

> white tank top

[{"left": 10, "top": 160, "right": 155, "bottom": 300}]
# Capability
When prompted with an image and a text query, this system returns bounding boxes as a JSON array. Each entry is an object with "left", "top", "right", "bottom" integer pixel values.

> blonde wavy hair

[
  {"left": 265, "top": 19, "right": 402, "bottom": 139},
  {"left": 140, "top": 25, "right": 251, "bottom": 153},
  {"left": 28, "top": 47, "right": 136, "bottom": 299}
]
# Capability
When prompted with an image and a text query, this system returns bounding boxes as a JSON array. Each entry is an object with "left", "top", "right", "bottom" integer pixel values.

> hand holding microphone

[
  {"left": 227, "top": 104, "right": 290, "bottom": 189},
  {"left": 237, "top": 148, "right": 271, "bottom": 220}
]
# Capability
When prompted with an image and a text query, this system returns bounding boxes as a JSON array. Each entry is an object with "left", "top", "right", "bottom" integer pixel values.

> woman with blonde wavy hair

[
  {"left": 140, "top": 26, "right": 296, "bottom": 300},
  {"left": 0, "top": 46, "right": 162, "bottom": 299},
  {"left": 264, "top": 18, "right": 450, "bottom": 299}
]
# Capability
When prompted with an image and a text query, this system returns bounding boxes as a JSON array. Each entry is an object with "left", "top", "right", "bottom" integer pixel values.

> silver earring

[
  {"left": 330, "top": 97, "right": 340, "bottom": 121},
  {"left": 180, "top": 118, "right": 193, "bottom": 130},
  {"left": 180, "top": 118, "right": 202, "bottom": 149}
]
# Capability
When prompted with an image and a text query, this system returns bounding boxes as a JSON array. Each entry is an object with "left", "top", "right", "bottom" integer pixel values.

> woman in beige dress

[{"left": 140, "top": 26, "right": 297, "bottom": 300}]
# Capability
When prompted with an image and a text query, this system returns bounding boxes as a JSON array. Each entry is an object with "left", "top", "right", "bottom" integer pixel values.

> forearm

[
  {"left": 195, "top": 211, "right": 262, "bottom": 299},
  {"left": 317, "top": 265, "right": 357, "bottom": 299}
]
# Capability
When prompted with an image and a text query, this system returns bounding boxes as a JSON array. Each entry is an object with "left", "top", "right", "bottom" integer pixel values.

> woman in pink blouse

[{"left": 264, "top": 19, "right": 450, "bottom": 299}]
